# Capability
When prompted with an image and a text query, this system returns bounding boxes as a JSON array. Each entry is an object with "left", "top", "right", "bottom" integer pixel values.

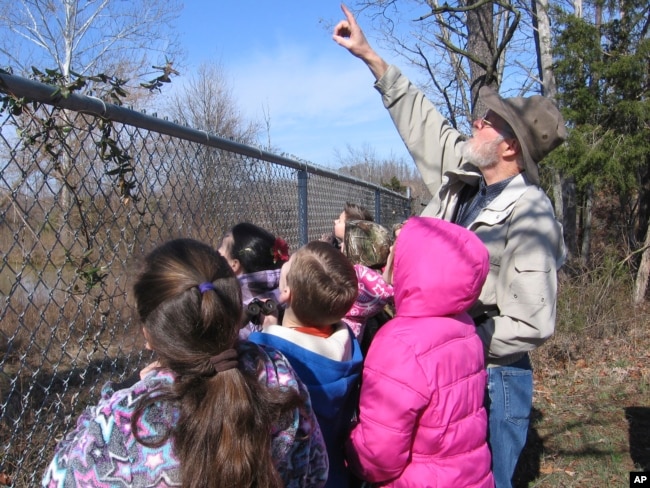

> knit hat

[
  {"left": 344, "top": 220, "right": 392, "bottom": 269},
  {"left": 479, "top": 86, "right": 567, "bottom": 185}
]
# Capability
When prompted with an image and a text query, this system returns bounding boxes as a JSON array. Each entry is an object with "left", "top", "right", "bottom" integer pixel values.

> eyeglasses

[
  {"left": 480, "top": 116, "right": 495, "bottom": 129},
  {"left": 478, "top": 113, "right": 515, "bottom": 137},
  {"left": 477, "top": 114, "right": 498, "bottom": 130}
]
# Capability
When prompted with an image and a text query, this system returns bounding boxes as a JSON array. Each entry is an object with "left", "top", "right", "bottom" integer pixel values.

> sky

[{"left": 174, "top": 1, "right": 412, "bottom": 169}]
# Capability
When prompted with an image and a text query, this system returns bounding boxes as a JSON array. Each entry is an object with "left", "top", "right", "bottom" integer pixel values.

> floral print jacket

[{"left": 43, "top": 341, "right": 328, "bottom": 487}]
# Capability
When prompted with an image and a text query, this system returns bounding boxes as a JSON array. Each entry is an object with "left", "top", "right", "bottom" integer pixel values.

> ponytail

[{"left": 131, "top": 239, "right": 304, "bottom": 487}]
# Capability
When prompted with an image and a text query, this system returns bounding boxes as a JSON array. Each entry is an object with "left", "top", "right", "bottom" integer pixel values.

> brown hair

[
  {"left": 287, "top": 241, "right": 358, "bottom": 326},
  {"left": 343, "top": 201, "right": 374, "bottom": 222},
  {"left": 131, "top": 238, "right": 302, "bottom": 488}
]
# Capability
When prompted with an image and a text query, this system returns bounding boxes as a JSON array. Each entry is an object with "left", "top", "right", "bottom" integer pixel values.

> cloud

[{"left": 227, "top": 43, "right": 410, "bottom": 166}]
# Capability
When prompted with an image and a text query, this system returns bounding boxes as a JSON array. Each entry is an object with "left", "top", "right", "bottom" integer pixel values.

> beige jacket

[{"left": 376, "top": 65, "right": 566, "bottom": 366}]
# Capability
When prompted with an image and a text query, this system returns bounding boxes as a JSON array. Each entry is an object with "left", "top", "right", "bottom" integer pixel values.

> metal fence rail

[{"left": 0, "top": 71, "right": 410, "bottom": 485}]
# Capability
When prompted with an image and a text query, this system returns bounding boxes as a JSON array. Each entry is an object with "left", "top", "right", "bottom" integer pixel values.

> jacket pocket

[{"left": 508, "top": 254, "right": 552, "bottom": 307}]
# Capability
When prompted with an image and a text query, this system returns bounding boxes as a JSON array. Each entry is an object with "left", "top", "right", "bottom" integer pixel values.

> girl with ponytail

[{"left": 43, "top": 238, "right": 328, "bottom": 488}]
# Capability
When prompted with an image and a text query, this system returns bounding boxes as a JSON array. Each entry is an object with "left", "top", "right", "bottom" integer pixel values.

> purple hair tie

[{"left": 198, "top": 282, "right": 216, "bottom": 294}]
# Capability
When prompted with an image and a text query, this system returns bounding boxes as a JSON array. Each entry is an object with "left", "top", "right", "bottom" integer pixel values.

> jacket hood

[
  {"left": 393, "top": 217, "right": 489, "bottom": 318},
  {"left": 247, "top": 330, "right": 363, "bottom": 419}
]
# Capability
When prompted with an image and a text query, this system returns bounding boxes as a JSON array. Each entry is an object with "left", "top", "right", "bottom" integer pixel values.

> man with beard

[{"left": 333, "top": 5, "right": 567, "bottom": 487}]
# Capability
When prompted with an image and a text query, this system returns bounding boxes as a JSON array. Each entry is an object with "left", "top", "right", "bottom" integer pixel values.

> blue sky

[{"left": 175, "top": 1, "right": 412, "bottom": 168}]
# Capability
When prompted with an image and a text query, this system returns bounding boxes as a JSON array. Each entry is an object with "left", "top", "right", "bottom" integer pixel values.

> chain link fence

[{"left": 0, "top": 71, "right": 410, "bottom": 485}]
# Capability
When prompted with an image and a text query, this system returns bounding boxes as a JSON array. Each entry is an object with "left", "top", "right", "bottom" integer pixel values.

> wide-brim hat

[{"left": 479, "top": 86, "right": 567, "bottom": 185}]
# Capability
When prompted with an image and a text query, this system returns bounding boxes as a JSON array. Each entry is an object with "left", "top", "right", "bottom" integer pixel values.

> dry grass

[{"left": 513, "top": 270, "right": 650, "bottom": 487}]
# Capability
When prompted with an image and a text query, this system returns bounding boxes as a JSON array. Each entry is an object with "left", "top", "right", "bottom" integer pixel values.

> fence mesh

[{"left": 0, "top": 72, "right": 410, "bottom": 485}]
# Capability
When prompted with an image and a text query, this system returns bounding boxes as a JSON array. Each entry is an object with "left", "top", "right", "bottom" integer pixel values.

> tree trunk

[
  {"left": 633, "top": 215, "right": 650, "bottom": 306},
  {"left": 466, "top": 0, "right": 495, "bottom": 112},
  {"left": 533, "top": 0, "right": 578, "bottom": 265},
  {"left": 531, "top": 0, "right": 557, "bottom": 97},
  {"left": 574, "top": 0, "right": 582, "bottom": 19},
  {"left": 552, "top": 169, "right": 563, "bottom": 222},
  {"left": 581, "top": 184, "right": 594, "bottom": 267},
  {"left": 562, "top": 174, "right": 578, "bottom": 260},
  {"left": 553, "top": 170, "right": 577, "bottom": 262}
]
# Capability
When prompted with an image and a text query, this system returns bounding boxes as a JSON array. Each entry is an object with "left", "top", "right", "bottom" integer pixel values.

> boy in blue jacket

[{"left": 249, "top": 240, "right": 362, "bottom": 488}]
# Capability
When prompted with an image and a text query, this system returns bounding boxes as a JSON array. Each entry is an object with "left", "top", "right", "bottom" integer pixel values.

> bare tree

[
  {"left": 355, "top": 0, "right": 524, "bottom": 124},
  {"left": 335, "top": 143, "right": 432, "bottom": 210},
  {"left": 163, "top": 62, "right": 264, "bottom": 231},
  {"left": 0, "top": 0, "right": 183, "bottom": 86},
  {"left": 531, "top": 0, "right": 578, "bottom": 261},
  {"left": 0, "top": 0, "right": 183, "bottom": 248},
  {"left": 165, "top": 63, "right": 260, "bottom": 143}
]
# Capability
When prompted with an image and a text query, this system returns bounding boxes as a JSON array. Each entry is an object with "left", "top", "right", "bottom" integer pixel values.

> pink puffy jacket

[{"left": 346, "top": 216, "right": 494, "bottom": 487}]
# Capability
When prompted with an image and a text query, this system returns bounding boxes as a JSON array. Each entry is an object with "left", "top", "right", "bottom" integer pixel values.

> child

[
  {"left": 43, "top": 238, "right": 328, "bottom": 488},
  {"left": 341, "top": 219, "right": 394, "bottom": 342},
  {"left": 345, "top": 217, "right": 494, "bottom": 487},
  {"left": 218, "top": 222, "right": 290, "bottom": 338},
  {"left": 328, "top": 200, "right": 395, "bottom": 342},
  {"left": 248, "top": 241, "right": 362, "bottom": 488},
  {"left": 332, "top": 201, "right": 375, "bottom": 245},
  {"left": 322, "top": 201, "right": 374, "bottom": 248}
]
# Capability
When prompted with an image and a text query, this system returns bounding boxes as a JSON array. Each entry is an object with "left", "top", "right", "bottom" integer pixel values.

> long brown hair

[{"left": 130, "top": 238, "right": 302, "bottom": 488}]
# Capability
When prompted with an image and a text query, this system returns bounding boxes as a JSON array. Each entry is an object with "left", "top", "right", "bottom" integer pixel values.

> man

[{"left": 333, "top": 4, "right": 567, "bottom": 487}]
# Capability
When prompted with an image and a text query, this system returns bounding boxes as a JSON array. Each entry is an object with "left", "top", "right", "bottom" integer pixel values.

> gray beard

[{"left": 461, "top": 135, "right": 504, "bottom": 169}]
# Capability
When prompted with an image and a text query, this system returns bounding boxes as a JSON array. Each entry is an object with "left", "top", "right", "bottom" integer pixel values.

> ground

[{"left": 514, "top": 325, "right": 650, "bottom": 487}]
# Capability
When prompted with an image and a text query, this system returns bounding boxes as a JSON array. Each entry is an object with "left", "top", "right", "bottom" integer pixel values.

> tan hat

[{"left": 479, "top": 86, "right": 567, "bottom": 185}]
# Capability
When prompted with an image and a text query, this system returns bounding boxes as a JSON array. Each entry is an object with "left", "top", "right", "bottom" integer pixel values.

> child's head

[
  {"left": 133, "top": 238, "right": 242, "bottom": 368},
  {"left": 334, "top": 202, "right": 374, "bottom": 240},
  {"left": 218, "top": 222, "right": 289, "bottom": 275},
  {"left": 392, "top": 217, "right": 489, "bottom": 314},
  {"left": 343, "top": 220, "right": 392, "bottom": 269},
  {"left": 280, "top": 241, "right": 358, "bottom": 327},
  {"left": 132, "top": 238, "right": 303, "bottom": 487}
]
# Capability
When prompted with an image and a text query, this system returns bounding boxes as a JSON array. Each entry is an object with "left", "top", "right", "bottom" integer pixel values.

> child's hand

[
  {"left": 140, "top": 360, "right": 160, "bottom": 379},
  {"left": 383, "top": 244, "right": 396, "bottom": 284},
  {"left": 261, "top": 311, "right": 279, "bottom": 327}
]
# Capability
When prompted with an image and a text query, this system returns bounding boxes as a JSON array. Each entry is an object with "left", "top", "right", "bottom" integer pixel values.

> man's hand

[
  {"left": 332, "top": 4, "right": 389, "bottom": 80},
  {"left": 332, "top": 4, "right": 369, "bottom": 57}
]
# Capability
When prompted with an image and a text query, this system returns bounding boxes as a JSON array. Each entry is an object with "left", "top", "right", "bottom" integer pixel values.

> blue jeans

[{"left": 485, "top": 354, "right": 533, "bottom": 488}]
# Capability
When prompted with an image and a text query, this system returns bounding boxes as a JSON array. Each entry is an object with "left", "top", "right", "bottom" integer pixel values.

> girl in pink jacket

[{"left": 346, "top": 216, "right": 494, "bottom": 487}]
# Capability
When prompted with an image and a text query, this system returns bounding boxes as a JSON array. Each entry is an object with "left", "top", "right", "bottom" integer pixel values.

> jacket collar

[{"left": 467, "top": 173, "right": 532, "bottom": 227}]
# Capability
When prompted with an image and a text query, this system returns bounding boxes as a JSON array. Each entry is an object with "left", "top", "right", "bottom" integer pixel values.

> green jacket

[{"left": 376, "top": 65, "right": 566, "bottom": 366}]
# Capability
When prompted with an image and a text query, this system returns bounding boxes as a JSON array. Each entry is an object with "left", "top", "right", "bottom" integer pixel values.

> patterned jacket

[
  {"left": 42, "top": 341, "right": 328, "bottom": 487},
  {"left": 342, "top": 264, "right": 393, "bottom": 340}
]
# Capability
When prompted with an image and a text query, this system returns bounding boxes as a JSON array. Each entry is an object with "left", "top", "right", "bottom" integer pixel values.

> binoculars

[{"left": 246, "top": 298, "right": 278, "bottom": 325}]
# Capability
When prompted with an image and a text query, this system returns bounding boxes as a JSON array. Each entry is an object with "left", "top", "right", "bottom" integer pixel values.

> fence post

[
  {"left": 406, "top": 186, "right": 412, "bottom": 218},
  {"left": 374, "top": 188, "right": 381, "bottom": 224},
  {"left": 298, "top": 169, "right": 308, "bottom": 246}
]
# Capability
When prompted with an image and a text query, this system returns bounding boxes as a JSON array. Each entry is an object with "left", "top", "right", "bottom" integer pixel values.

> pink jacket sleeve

[{"left": 345, "top": 328, "right": 431, "bottom": 483}]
